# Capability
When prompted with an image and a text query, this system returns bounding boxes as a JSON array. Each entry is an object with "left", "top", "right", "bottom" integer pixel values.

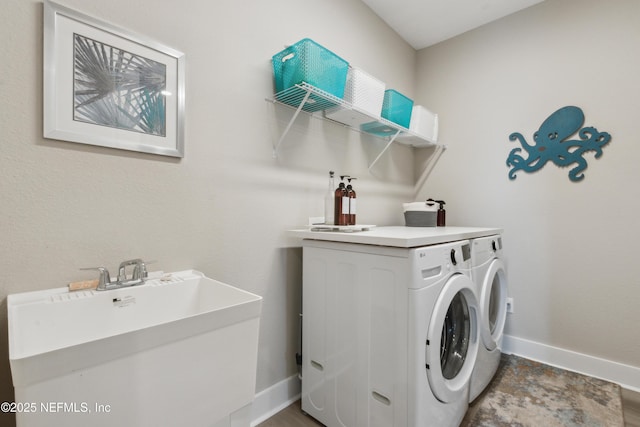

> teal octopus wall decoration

[{"left": 507, "top": 106, "right": 611, "bottom": 182}]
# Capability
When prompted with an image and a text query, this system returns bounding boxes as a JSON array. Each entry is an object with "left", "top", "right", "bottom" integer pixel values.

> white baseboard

[
  {"left": 250, "top": 374, "right": 301, "bottom": 426},
  {"left": 503, "top": 334, "right": 640, "bottom": 393}
]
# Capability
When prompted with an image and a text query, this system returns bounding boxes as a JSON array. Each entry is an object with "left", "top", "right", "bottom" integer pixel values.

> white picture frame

[{"left": 43, "top": 0, "right": 185, "bottom": 157}]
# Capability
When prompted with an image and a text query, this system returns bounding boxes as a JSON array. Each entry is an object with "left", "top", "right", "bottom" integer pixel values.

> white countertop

[{"left": 287, "top": 226, "right": 503, "bottom": 248}]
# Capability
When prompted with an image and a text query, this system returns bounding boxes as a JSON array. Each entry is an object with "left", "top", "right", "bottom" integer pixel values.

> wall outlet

[{"left": 506, "top": 297, "right": 514, "bottom": 314}]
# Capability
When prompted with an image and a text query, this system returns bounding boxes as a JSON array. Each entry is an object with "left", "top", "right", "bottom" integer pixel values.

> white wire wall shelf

[{"left": 266, "top": 83, "right": 443, "bottom": 170}]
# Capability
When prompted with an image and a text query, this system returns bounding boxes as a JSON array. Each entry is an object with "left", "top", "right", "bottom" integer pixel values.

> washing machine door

[
  {"left": 426, "top": 273, "right": 479, "bottom": 403},
  {"left": 480, "top": 258, "right": 508, "bottom": 351}
]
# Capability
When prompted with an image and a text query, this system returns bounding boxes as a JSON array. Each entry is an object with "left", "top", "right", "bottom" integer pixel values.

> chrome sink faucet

[{"left": 81, "top": 259, "right": 148, "bottom": 291}]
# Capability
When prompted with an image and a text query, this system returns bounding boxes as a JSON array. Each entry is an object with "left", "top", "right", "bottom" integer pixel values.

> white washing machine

[
  {"left": 468, "top": 234, "right": 508, "bottom": 403},
  {"left": 408, "top": 240, "right": 479, "bottom": 427},
  {"left": 301, "top": 238, "right": 480, "bottom": 427}
]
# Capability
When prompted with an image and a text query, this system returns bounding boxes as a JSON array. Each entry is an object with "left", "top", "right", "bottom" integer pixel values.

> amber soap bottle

[
  {"left": 436, "top": 200, "right": 446, "bottom": 226},
  {"left": 346, "top": 177, "right": 357, "bottom": 225},
  {"left": 334, "top": 176, "right": 349, "bottom": 225}
]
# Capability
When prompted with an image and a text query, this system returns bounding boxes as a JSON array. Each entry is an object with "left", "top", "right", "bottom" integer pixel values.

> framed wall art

[{"left": 43, "top": 0, "right": 185, "bottom": 157}]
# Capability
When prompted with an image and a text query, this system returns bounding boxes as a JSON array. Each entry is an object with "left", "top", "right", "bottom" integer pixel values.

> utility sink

[{"left": 8, "top": 270, "right": 262, "bottom": 427}]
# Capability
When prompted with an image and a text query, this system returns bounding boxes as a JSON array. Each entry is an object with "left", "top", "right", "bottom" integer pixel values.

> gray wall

[
  {"left": 1, "top": 0, "right": 418, "bottom": 425},
  {"left": 416, "top": 0, "right": 640, "bottom": 369}
]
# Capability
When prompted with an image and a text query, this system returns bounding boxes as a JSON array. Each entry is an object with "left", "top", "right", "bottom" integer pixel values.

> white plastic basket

[
  {"left": 346, "top": 67, "right": 385, "bottom": 116},
  {"left": 409, "top": 105, "right": 439, "bottom": 141},
  {"left": 324, "top": 66, "right": 385, "bottom": 126}
]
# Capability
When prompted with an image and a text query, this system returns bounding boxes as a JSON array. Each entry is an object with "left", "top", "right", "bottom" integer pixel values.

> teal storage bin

[
  {"left": 381, "top": 89, "right": 413, "bottom": 128},
  {"left": 272, "top": 38, "right": 349, "bottom": 111}
]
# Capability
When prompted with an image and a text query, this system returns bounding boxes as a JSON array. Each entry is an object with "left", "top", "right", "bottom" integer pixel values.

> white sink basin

[{"left": 8, "top": 270, "right": 262, "bottom": 427}]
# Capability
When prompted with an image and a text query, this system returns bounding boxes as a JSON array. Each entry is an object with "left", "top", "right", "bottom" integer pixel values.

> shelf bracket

[
  {"left": 413, "top": 144, "right": 447, "bottom": 198},
  {"left": 368, "top": 130, "right": 402, "bottom": 171},
  {"left": 272, "top": 89, "right": 312, "bottom": 158}
]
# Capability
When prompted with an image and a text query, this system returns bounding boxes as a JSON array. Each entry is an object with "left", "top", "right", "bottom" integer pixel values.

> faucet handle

[
  {"left": 80, "top": 267, "right": 111, "bottom": 289},
  {"left": 132, "top": 260, "right": 148, "bottom": 281}
]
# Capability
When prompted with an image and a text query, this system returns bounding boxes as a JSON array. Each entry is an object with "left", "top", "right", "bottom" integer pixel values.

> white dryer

[
  {"left": 408, "top": 240, "right": 480, "bottom": 427},
  {"left": 468, "top": 234, "right": 508, "bottom": 403}
]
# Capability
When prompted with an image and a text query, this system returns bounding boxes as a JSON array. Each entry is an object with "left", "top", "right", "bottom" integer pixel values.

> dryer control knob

[{"left": 450, "top": 249, "right": 458, "bottom": 265}]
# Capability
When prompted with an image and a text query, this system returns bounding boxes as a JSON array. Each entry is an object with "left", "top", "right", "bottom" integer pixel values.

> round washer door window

[
  {"left": 426, "top": 274, "right": 479, "bottom": 403},
  {"left": 441, "top": 291, "right": 471, "bottom": 379},
  {"left": 480, "top": 258, "right": 507, "bottom": 351}
]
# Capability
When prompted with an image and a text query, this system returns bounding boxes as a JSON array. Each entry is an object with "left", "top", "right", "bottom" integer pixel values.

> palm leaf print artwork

[{"left": 73, "top": 34, "right": 167, "bottom": 137}]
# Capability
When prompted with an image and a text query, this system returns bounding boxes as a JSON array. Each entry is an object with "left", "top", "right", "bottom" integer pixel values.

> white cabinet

[{"left": 301, "top": 240, "right": 410, "bottom": 427}]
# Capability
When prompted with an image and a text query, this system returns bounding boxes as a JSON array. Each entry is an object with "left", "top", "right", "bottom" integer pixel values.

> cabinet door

[{"left": 301, "top": 254, "right": 328, "bottom": 423}]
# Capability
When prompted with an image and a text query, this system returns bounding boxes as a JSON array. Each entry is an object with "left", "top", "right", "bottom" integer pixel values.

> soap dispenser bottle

[
  {"left": 436, "top": 200, "right": 446, "bottom": 226},
  {"left": 346, "top": 177, "right": 357, "bottom": 225},
  {"left": 335, "top": 176, "right": 349, "bottom": 226},
  {"left": 324, "top": 171, "right": 335, "bottom": 225}
]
